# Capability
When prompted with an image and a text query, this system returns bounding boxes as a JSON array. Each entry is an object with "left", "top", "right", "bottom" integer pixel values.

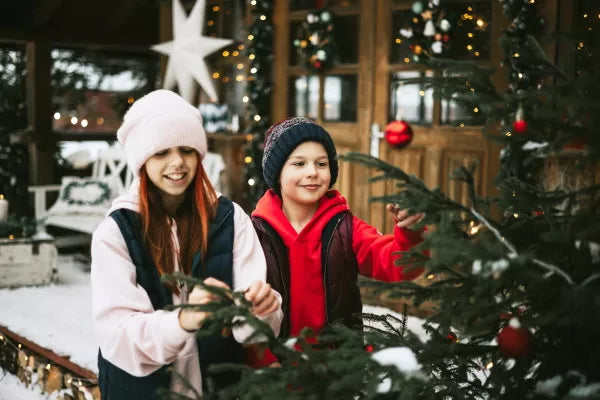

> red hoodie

[{"left": 252, "top": 190, "right": 423, "bottom": 342}]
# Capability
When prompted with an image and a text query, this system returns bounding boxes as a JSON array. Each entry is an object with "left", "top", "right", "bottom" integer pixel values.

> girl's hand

[
  {"left": 178, "top": 277, "right": 230, "bottom": 332},
  {"left": 245, "top": 281, "right": 279, "bottom": 317},
  {"left": 386, "top": 203, "right": 424, "bottom": 229}
]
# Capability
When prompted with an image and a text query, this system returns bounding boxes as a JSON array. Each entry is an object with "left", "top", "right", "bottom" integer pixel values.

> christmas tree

[
  {"left": 241, "top": 0, "right": 273, "bottom": 209},
  {"left": 0, "top": 47, "right": 29, "bottom": 216},
  {"left": 163, "top": 1, "right": 600, "bottom": 398}
]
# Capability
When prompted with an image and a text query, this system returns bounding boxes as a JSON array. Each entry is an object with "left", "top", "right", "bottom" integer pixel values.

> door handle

[{"left": 370, "top": 123, "right": 384, "bottom": 158}]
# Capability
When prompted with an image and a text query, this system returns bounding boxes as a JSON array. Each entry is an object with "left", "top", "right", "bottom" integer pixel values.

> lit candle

[{"left": 0, "top": 195, "right": 7, "bottom": 222}]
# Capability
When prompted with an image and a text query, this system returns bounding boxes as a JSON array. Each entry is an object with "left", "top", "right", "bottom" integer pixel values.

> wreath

[
  {"left": 61, "top": 180, "right": 111, "bottom": 206},
  {"left": 294, "top": 8, "right": 338, "bottom": 73}
]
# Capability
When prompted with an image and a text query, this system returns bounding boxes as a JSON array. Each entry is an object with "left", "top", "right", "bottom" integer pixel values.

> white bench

[
  {"left": 29, "top": 146, "right": 225, "bottom": 248},
  {"left": 29, "top": 146, "right": 132, "bottom": 248}
]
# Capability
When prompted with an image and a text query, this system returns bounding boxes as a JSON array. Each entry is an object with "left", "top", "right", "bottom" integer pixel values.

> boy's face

[{"left": 279, "top": 141, "right": 331, "bottom": 207}]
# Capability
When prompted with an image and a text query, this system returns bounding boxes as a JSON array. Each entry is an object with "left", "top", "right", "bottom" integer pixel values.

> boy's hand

[
  {"left": 386, "top": 203, "right": 424, "bottom": 229},
  {"left": 179, "top": 277, "right": 230, "bottom": 332},
  {"left": 245, "top": 281, "right": 279, "bottom": 317}
]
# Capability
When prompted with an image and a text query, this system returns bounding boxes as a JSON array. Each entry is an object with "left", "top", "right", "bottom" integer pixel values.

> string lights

[
  {"left": 0, "top": 329, "right": 98, "bottom": 398},
  {"left": 459, "top": 2, "right": 489, "bottom": 59}
]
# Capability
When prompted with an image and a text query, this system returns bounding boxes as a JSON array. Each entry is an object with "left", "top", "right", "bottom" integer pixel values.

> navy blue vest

[{"left": 98, "top": 197, "right": 244, "bottom": 400}]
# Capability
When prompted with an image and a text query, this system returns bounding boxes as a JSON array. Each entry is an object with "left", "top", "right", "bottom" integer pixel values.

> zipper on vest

[
  {"left": 263, "top": 226, "right": 289, "bottom": 335},
  {"left": 178, "top": 280, "right": 189, "bottom": 305},
  {"left": 268, "top": 234, "right": 288, "bottom": 306},
  {"left": 323, "top": 215, "right": 343, "bottom": 324}
]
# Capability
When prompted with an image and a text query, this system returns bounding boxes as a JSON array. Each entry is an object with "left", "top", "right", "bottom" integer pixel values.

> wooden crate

[{"left": 0, "top": 237, "right": 57, "bottom": 288}]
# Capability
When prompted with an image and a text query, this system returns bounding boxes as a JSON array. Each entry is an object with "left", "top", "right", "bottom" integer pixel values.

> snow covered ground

[
  {"left": 0, "top": 253, "right": 428, "bottom": 398},
  {"left": 0, "top": 367, "right": 48, "bottom": 400},
  {"left": 0, "top": 254, "right": 97, "bottom": 372}
]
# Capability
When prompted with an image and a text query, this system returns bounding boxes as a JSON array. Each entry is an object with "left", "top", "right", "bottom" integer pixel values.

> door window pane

[
  {"left": 290, "top": 14, "right": 358, "bottom": 67},
  {"left": 441, "top": 97, "right": 485, "bottom": 126},
  {"left": 440, "top": 69, "right": 486, "bottom": 126},
  {"left": 445, "top": 1, "right": 492, "bottom": 60},
  {"left": 323, "top": 75, "right": 357, "bottom": 122},
  {"left": 390, "top": 1, "right": 492, "bottom": 63},
  {"left": 333, "top": 15, "right": 359, "bottom": 64},
  {"left": 289, "top": 76, "right": 320, "bottom": 119},
  {"left": 389, "top": 70, "right": 433, "bottom": 124}
]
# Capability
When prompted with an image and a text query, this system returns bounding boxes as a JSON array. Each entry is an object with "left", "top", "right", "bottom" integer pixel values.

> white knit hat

[{"left": 116, "top": 89, "right": 207, "bottom": 177}]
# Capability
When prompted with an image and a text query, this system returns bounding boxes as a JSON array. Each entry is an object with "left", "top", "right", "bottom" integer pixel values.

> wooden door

[
  {"left": 272, "top": 0, "right": 375, "bottom": 220},
  {"left": 272, "top": 0, "right": 505, "bottom": 229},
  {"left": 369, "top": 0, "right": 506, "bottom": 232}
]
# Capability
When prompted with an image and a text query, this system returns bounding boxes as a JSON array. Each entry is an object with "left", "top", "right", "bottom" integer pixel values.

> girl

[
  {"left": 250, "top": 117, "right": 424, "bottom": 366},
  {"left": 91, "top": 90, "right": 283, "bottom": 399}
]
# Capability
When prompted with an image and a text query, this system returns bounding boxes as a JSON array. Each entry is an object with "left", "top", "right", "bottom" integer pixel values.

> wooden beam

[
  {"left": 0, "top": 28, "right": 157, "bottom": 48},
  {"left": 26, "top": 38, "right": 55, "bottom": 186},
  {"left": 0, "top": 325, "right": 96, "bottom": 381},
  {"left": 272, "top": 0, "right": 290, "bottom": 123},
  {"left": 31, "top": 0, "right": 63, "bottom": 29},
  {"left": 159, "top": 1, "right": 173, "bottom": 84},
  {"left": 107, "top": 0, "right": 139, "bottom": 32}
]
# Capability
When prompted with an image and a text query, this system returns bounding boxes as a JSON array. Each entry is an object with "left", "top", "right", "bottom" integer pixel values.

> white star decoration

[{"left": 151, "top": 0, "right": 232, "bottom": 103}]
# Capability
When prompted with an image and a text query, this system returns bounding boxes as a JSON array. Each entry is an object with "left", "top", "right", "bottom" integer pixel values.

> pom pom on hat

[{"left": 116, "top": 89, "right": 207, "bottom": 177}]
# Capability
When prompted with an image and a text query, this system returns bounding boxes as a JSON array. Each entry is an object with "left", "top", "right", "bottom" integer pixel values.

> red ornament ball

[
  {"left": 365, "top": 344, "right": 374, "bottom": 353},
  {"left": 497, "top": 319, "right": 531, "bottom": 358},
  {"left": 446, "top": 332, "right": 458, "bottom": 343},
  {"left": 384, "top": 120, "right": 414, "bottom": 149},
  {"left": 313, "top": 60, "right": 323, "bottom": 70},
  {"left": 512, "top": 119, "right": 528, "bottom": 134}
]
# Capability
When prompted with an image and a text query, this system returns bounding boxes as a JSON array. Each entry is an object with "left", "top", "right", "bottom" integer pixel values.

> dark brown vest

[{"left": 252, "top": 211, "right": 362, "bottom": 337}]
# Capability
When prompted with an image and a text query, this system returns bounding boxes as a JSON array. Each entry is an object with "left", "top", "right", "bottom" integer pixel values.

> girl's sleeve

[
  {"left": 91, "top": 218, "right": 195, "bottom": 377},
  {"left": 352, "top": 215, "right": 424, "bottom": 282},
  {"left": 230, "top": 202, "right": 284, "bottom": 343}
]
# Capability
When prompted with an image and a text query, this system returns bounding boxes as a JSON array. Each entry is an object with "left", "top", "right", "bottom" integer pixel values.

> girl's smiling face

[
  {"left": 279, "top": 141, "right": 331, "bottom": 207},
  {"left": 144, "top": 146, "right": 198, "bottom": 208}
]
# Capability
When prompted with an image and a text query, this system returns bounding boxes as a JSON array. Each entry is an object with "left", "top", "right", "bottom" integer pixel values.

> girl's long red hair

[{"left": 138, "top": 155, "right": 218, "bottom": 286}]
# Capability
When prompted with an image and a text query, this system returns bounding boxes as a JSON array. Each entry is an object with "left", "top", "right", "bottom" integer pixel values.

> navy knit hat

[{"left": 262, "top": 117, "right": 338, "bottom": 192}]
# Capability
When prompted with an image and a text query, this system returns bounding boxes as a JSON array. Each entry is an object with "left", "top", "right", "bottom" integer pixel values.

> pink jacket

[{"left": 91, "top": 181, "right": 283, "bottom": 397}]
